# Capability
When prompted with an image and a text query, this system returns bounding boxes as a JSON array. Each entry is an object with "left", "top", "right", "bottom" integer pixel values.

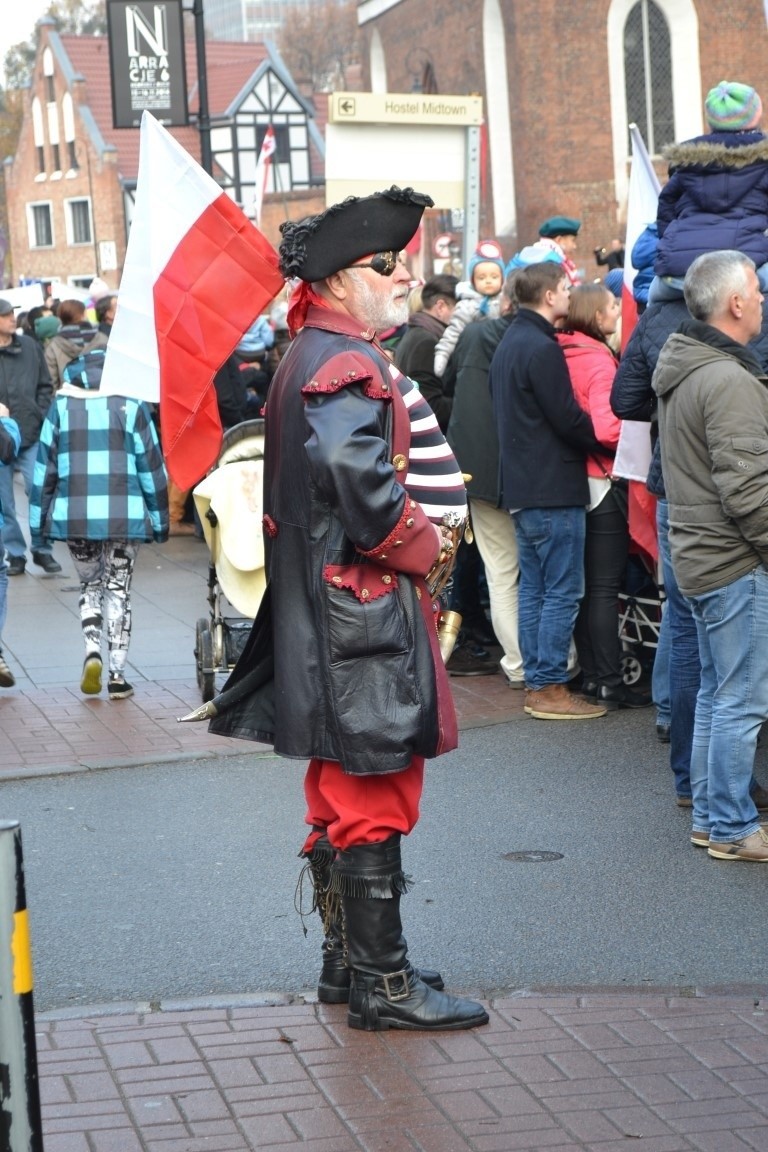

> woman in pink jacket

[{"left": 557, "top": 284, "right": 651, "bottom": 710}]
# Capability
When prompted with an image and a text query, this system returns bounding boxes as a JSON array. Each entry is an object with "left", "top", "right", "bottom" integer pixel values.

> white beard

[{"left": 345, "top": 270, "right": 410, "bottom": 330}]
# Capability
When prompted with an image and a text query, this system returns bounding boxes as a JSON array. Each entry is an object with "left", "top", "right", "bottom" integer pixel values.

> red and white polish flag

[
  {"left": 621, "top": 123, "right": 661, "bottom": 352},
  {"left": 100, "top": 111, "right": 285, "bottom": 490},
  {"left": 253, "top": 124, "right": 276, "bottom": 227},
  {"left": 620, "top": 123, "right": 662, "bottom": 566}
]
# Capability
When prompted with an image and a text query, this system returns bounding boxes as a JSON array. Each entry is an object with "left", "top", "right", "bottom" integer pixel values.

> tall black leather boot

[
  {"left": 331, "top": 834, "right": 489, "bottom": 1032},
  {"left": 300, "top": 831, "right": 444, "bottom": 1004}
]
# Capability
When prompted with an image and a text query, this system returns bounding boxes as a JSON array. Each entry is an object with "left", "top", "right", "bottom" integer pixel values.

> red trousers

[{"left": 302, "top": 756, "right": 425, "bottom": 851}]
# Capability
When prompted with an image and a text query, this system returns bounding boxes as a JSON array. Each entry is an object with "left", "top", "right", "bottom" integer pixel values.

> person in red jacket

[{"left": 557, "top": 284, "right": 651, "bottom": 710}]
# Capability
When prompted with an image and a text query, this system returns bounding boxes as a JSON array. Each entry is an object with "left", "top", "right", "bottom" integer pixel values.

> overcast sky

[{"left": 1, "top": 1, "right": 51, "bottom": 84}]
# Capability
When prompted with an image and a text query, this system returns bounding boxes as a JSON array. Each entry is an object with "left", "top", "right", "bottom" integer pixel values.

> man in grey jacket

[{"left": 654, "top": 250, "right": 768, "bottom": 861}]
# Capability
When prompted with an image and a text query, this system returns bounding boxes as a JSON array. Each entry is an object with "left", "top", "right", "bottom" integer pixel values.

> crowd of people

[{"left": 3, "top": 75, "right": 768, "bottom": 1035}]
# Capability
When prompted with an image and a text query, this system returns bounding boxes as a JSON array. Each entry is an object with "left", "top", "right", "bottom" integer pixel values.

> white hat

[{"left": 88, "top": 277, "right": 112, "bottom": 302}]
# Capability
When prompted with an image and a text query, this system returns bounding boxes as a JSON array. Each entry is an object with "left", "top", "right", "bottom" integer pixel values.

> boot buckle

[{"left": 381, "top": 969, "right": 411, "bottom": 1001}]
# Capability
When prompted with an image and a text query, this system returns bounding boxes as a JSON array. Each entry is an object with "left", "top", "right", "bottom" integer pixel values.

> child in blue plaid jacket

[{"left": 29, "top": 382, "right": 169, "bottom": 699}]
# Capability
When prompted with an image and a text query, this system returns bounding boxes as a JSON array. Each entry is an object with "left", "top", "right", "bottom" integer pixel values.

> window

[
  {"left": 28, "top": 203, "right": 53, "bottom": 248},
  {"left": 624, "top": 0, "right": 674, "bottom": 154},
  {"left": 32, "top": 98, "right": 46, "bottom": 178},
  {"left": 66, "top": 198, "right": 93, "bottom": 245},
  {"left": 51, "top": 142, "right": 61, "bottom": 173}
]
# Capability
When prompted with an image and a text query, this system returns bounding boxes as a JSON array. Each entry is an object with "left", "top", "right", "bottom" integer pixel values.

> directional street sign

[{"left": 329, "top": 92, "right": 482, "bottom": 127}]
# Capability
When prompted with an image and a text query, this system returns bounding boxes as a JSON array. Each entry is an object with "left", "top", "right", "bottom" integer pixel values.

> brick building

[
  {"left": 3, "top": 18, "right": 326, "bottom": 293},
  {"left": 356, "top": 0, "right": 768, "bottom": 271}
]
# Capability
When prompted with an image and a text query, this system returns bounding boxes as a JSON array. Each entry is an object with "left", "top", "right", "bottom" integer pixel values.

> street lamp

[{"left": 66, "top": 137, "right": 100, "bottom": 279}]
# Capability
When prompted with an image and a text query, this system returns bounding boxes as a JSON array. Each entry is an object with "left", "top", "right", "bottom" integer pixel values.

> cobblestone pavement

[{"left": 37, "top": 992, "right": 768, "bottom": 1152}]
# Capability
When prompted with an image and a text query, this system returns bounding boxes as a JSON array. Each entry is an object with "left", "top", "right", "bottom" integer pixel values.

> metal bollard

[{"left": 0, "top": 821, "right": 44, "bottom": 1151}]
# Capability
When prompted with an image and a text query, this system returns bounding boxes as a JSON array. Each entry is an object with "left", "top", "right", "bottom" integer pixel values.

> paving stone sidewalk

[
  {"left": 37, "top": 992, "right": 768, "bottom": 1152},
  {"left": 0, "top": 531, "right": 522, "bottom": 780}
]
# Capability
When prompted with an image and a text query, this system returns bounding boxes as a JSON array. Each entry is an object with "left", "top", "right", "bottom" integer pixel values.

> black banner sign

[{"left": 107, "top": 0, "right": 188, "bottom": 128}]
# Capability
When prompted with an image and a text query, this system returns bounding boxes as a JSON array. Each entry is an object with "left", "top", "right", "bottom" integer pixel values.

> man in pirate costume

[{"left": 199, "top": 187, "right": 488, "bottom": 1032}]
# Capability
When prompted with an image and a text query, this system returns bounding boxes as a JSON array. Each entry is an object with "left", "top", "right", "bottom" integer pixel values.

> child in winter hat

[
  {"left": 651, "top": 79, "right": 768, "bottom": 299},
  {"left": 433, "top": 240, "right": 505, "bottom": 377},
  {"left": 704, "top": 81, "right": 762, "bottom": 131}
]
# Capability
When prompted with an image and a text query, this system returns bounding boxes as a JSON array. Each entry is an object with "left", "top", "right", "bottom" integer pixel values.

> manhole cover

[{"left": 502, "top": 850, "right": 563, "bottom": 863}]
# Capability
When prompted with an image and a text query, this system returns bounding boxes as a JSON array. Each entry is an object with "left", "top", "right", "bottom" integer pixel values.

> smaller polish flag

[
  {"left": 253, "top": 125, "right": 276, "bottom": 227},
  {"left": 620, "top": 124, "right": 662, "bottom": 568},
  {"left": 621, "top": 123, "right": 661, "bottom": 352},
  {"left": 100, "top": 112, "right": 284, "bottom": 490}
]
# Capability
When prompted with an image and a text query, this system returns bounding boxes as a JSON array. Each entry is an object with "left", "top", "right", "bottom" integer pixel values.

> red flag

[
  {"left": 628, "top": 482, "right": 658, "bottom": 567},
  {"left": 100, "top": 113, "right": 284, "bottom": 490},
  {"left": 617, "top": 124, "right": 662, "bottom": 567}
]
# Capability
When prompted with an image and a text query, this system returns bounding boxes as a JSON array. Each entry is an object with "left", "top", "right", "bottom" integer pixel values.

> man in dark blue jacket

[{"left": 489, "top": 261, "right": 606, "bottom": 720}]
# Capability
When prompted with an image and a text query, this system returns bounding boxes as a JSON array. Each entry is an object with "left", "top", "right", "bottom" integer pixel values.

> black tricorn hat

[{"left": 279, "top": 186, "right": 434, "bottom": 281}]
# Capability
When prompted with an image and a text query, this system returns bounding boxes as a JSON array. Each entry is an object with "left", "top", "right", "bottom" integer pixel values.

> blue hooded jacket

[
  {"left": 0, "top": 415, "right": 21, "bottom": 529},
  {"left": 631, "top": 223, "right": 658, "bottom": 305},
  {"left": 654, "top": 130, "right": 768, "bottom": 277}
]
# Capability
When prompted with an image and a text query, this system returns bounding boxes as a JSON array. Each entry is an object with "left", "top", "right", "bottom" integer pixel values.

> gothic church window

[{"left": 623, "top": 0, "right": 674, "bottom": 153}]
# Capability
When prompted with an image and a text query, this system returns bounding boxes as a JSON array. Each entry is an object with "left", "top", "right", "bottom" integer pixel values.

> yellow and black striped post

[{"left": 0, "top": 820, "right": 44, "bottom": 1151}]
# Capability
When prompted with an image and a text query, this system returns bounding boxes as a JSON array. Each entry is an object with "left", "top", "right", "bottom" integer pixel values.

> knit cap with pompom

[{"left": 705, "top": 81, "right": 762, "bottom": 131}]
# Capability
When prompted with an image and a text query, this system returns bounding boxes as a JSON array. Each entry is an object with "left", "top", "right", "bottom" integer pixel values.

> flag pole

[{"left": 193, "top": 0, "right": 213, "bottom": 174}]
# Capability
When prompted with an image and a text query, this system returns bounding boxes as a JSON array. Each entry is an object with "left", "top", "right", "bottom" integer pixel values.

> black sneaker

[
  {"left": 6, "top": 556, "right": 25, "bottom": 576},
  {"left": 32, "top": 551, "right": 62, "bottom": 574},
  {"left": 0, "top": 651, "right": 15, "bottom": 687},
  {"left": 108, "top": 675, "right": 134, "bottom": 700}
]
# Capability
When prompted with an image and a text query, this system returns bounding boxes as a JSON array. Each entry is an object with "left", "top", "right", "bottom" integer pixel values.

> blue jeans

[
  {"left": 656, "top": 500, "right": 700, "bottom": 800},
  {"left": 0, "top": 442, "right": 48, "bottom": 559},
  {"left": 0, "top": 555, "right": 7, "bottom": 647},
  {"left": 688, "top": 566, "right": 768, "bottom": 843},
  {"left": 512, "top": 505, "right": 585, "bottom": 689}
]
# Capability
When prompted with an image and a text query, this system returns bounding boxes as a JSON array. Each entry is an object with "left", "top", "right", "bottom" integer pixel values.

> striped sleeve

[{"left": 391, "top": 365, "right": 467, "bottom": 523}]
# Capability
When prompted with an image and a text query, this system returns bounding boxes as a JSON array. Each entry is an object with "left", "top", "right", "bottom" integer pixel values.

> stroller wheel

[
  {"left": 195, "top": 617, "right": 216, "bottom": 702},
  {"left": 621, "top": 652, "right": 644, "bottom": 686}
]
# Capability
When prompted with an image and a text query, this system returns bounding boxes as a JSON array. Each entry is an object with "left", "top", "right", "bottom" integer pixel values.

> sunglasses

[{"left": 345, "top": 251, "right": 399, "bottom": 277}]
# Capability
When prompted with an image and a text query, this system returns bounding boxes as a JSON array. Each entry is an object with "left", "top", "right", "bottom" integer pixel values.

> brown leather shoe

[
  {"left": 708, "top": 826, "right": 768, "bottom": 861},
  {"left": 690, "top": 829, "right": 709, "bottom": 848},
  {"left": 526, "top": 683, "right": 607, "bottom": 720}
]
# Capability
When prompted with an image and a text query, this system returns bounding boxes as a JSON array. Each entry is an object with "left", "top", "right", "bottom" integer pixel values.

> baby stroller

[
  {"left": 192, "top": 418, "right": 266, "bottom": 702},
  {"left": 618, "top": 556, "right": 664, "bottom": 686}
]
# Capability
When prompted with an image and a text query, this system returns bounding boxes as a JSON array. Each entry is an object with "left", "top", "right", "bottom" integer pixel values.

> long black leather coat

[{"left": 209, "top": 306, "right": 458, "bottom": 775}]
